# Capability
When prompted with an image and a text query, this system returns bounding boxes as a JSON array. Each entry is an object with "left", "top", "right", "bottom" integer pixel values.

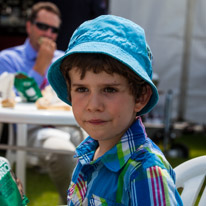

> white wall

[{"left": 110, "top": 0, "right": 206, "bottom": 124}]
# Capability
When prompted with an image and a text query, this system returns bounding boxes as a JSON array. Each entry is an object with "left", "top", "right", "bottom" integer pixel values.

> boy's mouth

[{"left": 87, "top": 119, "right": 107, "bottom": 125}]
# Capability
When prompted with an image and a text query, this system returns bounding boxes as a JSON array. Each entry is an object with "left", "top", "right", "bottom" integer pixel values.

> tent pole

[{"left": 178, "top": 0, "right": 197, "bottom": 121}]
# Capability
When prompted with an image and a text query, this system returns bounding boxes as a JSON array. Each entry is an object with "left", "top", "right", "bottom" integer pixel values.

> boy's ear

[{"left": 134, "top": 85, "right": 152, "bottom": 112}]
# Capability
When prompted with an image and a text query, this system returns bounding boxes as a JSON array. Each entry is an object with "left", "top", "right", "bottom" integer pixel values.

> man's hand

[{"left": 33, "top": 37, "right": 57, "bottom": 76}]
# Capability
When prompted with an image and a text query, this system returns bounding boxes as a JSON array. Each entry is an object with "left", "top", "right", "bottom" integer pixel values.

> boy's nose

[{"left": 86, "top": 93, "right": 104, "bottom": 112}]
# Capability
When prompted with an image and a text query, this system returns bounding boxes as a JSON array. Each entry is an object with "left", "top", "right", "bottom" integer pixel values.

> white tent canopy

[{"left": 110, "top": 0, "right": 206, "bottom": 124}]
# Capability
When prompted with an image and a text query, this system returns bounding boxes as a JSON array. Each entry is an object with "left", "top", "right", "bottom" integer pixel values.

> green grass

[
  {"left": 26, "top": 168, "right": 59, "bottom": 206},
  {"left": 172, "top": 133, "right": 206, "bottom": 158},
  {"left": 23, "top": 132, "right": 206, "bottom": 205},
  {"left": 168, "top": 132, "right": 206, "bottom": 166},
  {"left": 166, "top": 132, "right": 206, "bottom": 206}
]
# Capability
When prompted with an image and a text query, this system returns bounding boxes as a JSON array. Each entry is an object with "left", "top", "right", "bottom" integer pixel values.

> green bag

[
  {"left": 14, "top": 72, "right": 42, "bottom": 102},
  {"left": 0, "top": 157, "right": 29, "bottom": 206}
]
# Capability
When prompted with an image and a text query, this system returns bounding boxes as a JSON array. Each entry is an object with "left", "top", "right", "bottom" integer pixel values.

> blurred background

[
  {"left": 1, "top": 0, "right": 205, "bottom": 125},
  {"left": 110, "top": 0, "right": 206, "bottom": 126},
  {"left": 0, "top": 0, "right": 206, "bottom": 205}
]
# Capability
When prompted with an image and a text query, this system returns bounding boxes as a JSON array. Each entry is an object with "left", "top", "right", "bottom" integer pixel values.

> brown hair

[
  {"left": 60, "top": 53, "right": 149, "bottom": 102},
  {"left": 28, "top": 2, "right": 61, "bottom": 23}
]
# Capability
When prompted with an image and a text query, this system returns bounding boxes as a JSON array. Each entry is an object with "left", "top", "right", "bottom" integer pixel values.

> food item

[
  {"left": 1, "top": 98, "right": 16, "bottom": 108},
  {"left": 14, "top": 72, "right": 42, "bottom": 102},
  {"left": 35, "top": 85, "right": 71, "bottom": 110},
  {"left": 36, "top": 97, "right": 71, "bottom": 110},
  {"left": 35, "top": 97, "right": 72, "bottom": 110},
  {"left": 0, "top": 72, "right": 16, "bottom": 107},
  {"left": 0, "top": 157, "right": 29, "bottom": 206}
]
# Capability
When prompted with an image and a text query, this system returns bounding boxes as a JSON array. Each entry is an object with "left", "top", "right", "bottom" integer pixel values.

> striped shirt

[{"left": 67, "top": 118, "right": 183, "bottom": 205}]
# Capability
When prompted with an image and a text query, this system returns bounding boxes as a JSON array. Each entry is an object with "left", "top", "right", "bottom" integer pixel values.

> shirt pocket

[{"left": 90, "top": 194, "right": 126, "bottom": 206}]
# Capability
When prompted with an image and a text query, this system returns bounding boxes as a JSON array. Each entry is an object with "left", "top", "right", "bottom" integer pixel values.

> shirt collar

[
  {"left": 75, "top": 117, "right": 147, "bottom": 172},
  {"left": 24, "top": 38, "right": 38, "bottom": 60}
]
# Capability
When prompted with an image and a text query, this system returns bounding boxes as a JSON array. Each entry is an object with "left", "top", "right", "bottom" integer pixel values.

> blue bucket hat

[{"left": 48, "top": 15, "right": 159, "bottom": 116}]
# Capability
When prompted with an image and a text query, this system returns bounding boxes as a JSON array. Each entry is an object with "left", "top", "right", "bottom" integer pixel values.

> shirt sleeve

[
  {"left": 27, "top": 69, "right": 46, "bottom": 88},
  {"left": 0, "top": 51, "right": 18, "bottom": 75},
  {"left": 130, "top": 165, "right": 183, "bottom": 206}
]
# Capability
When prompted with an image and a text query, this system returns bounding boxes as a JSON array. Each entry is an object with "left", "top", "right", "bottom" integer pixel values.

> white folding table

[{"left": 0, "top": 100, "right": 79, "bottom": 191}]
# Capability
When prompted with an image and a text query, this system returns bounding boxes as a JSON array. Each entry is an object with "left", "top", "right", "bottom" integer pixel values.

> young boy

[{"left": 48, "top": 15, "right": 183, "bottom": 205}]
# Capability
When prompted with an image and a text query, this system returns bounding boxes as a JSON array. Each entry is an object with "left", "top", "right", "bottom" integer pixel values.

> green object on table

[
  {"left": 0, "top": 158, "right": 29, "bottom": 206},
  {"left": 14, "top": 72, "right": 42, "bottom": 102}
]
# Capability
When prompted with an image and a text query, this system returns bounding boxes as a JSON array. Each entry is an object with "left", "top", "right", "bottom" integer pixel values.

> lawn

[
  {"left": 20, "top": 132, "right": 206, "bottom": 205},
  {"left": 26, "top": 168, "right": 59, "bottom": 206}
]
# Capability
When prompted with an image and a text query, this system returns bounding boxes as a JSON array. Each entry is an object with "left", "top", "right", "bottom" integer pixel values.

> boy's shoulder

[
  {"left": 131, "top": 147, "right": 166, "bottom": 168},
  {"left": 123, "top": 139, "right": 173, "bottom": 179}
]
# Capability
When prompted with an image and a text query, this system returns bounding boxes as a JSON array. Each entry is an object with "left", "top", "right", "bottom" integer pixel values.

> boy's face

[{"left": 69, "top": 68, "right": 149, "bottom": 148}]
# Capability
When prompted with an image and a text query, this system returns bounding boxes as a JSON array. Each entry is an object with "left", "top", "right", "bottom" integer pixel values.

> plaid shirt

[{"left": 67, "top": 118, "right": 183, "bottom": 206}]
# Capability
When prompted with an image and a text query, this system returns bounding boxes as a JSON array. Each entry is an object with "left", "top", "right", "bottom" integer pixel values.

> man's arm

[{"left": 33, "top": 37, "right": 57, "bottom": 76}]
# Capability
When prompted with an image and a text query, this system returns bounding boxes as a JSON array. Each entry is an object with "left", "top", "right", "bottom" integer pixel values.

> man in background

[
  {"left": 0, "top": 2, "right": 83, "bottom": 204},
  {"left": 35, "top": 0, "right": 108, "bottom": 50},
  {"left": 0, "top": 1, "right": 63, "bottom": 86}
]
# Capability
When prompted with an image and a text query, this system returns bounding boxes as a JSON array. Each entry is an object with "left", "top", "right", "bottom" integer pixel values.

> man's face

[{"left": 26, "top": 9, "right": 61, "bottom": 51}]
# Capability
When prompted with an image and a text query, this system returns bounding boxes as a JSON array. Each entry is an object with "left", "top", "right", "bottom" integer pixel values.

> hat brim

[{"left": 48, "top": 41, "right": 159, "bottom": 116}]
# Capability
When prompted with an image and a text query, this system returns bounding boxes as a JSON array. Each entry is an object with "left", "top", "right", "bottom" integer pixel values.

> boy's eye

[
  {"left": 75, "top": 87, "right": 88, "bottom": 92},
  {"left": 104, "top": 87, "right": 117, "bottom": 93}
]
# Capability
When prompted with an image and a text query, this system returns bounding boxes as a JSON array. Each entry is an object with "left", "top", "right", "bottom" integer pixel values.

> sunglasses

[{"left": 33, "top": 21, "right": 59, "bottom": 34}]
